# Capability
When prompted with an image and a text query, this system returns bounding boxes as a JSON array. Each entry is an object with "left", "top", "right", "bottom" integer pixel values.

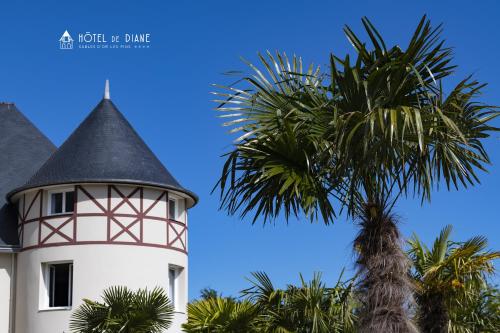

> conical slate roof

[
  {"left": 0, "top": 103, "right": 56, "bottom": 249},
  {"left": 9, "top": 98, "right": 197, "bottom": 207}
]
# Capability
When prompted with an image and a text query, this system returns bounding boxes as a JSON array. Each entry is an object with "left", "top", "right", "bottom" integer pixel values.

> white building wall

[
  {"left": 15, "top": 245, "right": 187, "bottom": 333},
  {"left": 0, "top": 253, "right": 15, "bottom": 333},
  {"left": 13, "top": 184, "right": 190, "bottom": 333}
]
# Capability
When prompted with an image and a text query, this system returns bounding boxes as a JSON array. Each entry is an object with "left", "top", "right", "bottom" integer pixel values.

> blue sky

[{"left": 1, "top": 0, "right": 499, "bottom": 298}]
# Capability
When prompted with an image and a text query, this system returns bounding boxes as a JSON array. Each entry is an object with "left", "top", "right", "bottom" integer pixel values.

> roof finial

[{"left": 104, "top": 79, "right": 110, "bottom": 100}]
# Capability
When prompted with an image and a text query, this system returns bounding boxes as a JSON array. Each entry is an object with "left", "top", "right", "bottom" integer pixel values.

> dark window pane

[
  {"left": 49, "top": 266, "right": 55, "bottom": 306},
  {"left": 49, "top": 263, "right": 72, "bottom": 307},
  {"left": 65, "top": 191, "right": 75, "bottom": 213},
  {"left": 169, "top": 199, "right": 176, "bottom": 220},
  {"left": 51, "top": 193, "right": 63, "bottom": 214},
  {"left": 69, "top": 264, "right": 73, "bottom": 306},
  {"left": 169, "top": 268, "right": 176, "bottom": 306}
]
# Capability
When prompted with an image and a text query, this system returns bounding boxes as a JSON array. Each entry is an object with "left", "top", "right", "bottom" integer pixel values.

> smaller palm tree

[
  {"left": 70, "top": 286, "right": 174, "bottom": 333},
  {"left": 243, "top": 271, "right": 357, "bottom": 333},
  {"left": 183, "top": 272, "right": 357, "bottom": 333},
  {"left": 182, "top": 297, "right": 260, "bottom": 332},
  {"left": 199, "top": 287, "right": 220, "bottom": 300},
  {"left": 408, "top": 225, "right": 500, "bottom": 333}
]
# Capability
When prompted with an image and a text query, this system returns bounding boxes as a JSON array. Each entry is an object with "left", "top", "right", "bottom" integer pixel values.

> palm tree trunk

[
  {"left": 417, "top": 292, "right": 449, "bottom": 333},
  {"left": 354, "top": 202, "right": 416, "bottom": 333}
]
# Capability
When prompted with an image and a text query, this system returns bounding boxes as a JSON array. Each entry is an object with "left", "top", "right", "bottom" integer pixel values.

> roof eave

[
  {"left": 8, "top": 179, "right": 199, "bottom": 208},
  {"left": 0, "top": 246, "right": 21, "bottom": 253}
]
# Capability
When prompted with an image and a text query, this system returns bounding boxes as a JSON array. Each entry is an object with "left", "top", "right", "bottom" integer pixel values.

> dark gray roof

[
  {"left": 9, "top": 99, "right": 197, "bottom": 207},
  {"left": 0, "top": 103, "right": 56, "bottom": 249}
]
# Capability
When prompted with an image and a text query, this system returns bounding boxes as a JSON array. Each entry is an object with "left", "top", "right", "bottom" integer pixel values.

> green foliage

[
  {"left": 244, "top": 271, "right": 357, "bottom": 333},
  {"left": 199, "top": 287, "right": 220, "bottom": 300},
  {"left": 213, "top": 14, "right": 499, "bottom": 333},
  {"left": 183, "top": 272, "right": 357, "bottom": 333},
  {"left": 184, "top": 228, "right": 499, "bottom": 333},
  {"left": 213, "top": 52, "right": 335, "bottom": 223},
  {"left": 184, "top": 269, "right": 499, "bottom": 333},
  {"left": 182, "top": 297, "right": 260, "bottom": 332},
  {"left": 213, "top": 15, "right": 499, "bottom": 223},
  {"left": 408, "top": 226, "right": 500, "bottom": 332},
  {"left": 70, "top": 286, "right": 174, "bottom": 333},
  {"left": 451, "top": 285, "right": 500, "bottom": 332}
]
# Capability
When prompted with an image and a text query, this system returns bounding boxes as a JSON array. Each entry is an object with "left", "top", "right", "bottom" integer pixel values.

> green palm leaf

[
  {"left": 213, "top": 14, "right": 499, "bottom": 333},
  {"left": 70, "top": 286, "right": 174, "bottom": 333},
  {"left": 408, "top": 226, "right": 500, "bottom": 332}
]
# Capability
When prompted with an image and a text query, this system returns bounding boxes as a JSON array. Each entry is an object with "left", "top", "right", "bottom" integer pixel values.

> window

[
  {"left": 42, "top": 262, "right": 73, "bottom": 308},
  {"left": 168, "top": 268, "right": 177, "bottom": 304},
  {"left": 168, "top": 198, "right": 177, "bottom": 220},
  {"left": 49, "top": 190, "right": 75, "bottom": 215},
  {"left": 169, "top": 268, "right": 177, "bottom": 307}
]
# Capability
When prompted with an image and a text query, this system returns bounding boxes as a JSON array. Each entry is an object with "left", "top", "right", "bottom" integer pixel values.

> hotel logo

[
  {"left": 59, "top": 30, "right": 74, "bottom": 50},
  {"left": 58, "top": 30, "right": 151, "bottom": 50}
]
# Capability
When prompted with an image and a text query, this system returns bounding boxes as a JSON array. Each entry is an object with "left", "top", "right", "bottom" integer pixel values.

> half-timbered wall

[
  {"left": 13, "top": 183, "right": 189, "bottom": 333},
  {"left": 16, "top": 184, "right": 188, "bottom": 253}
]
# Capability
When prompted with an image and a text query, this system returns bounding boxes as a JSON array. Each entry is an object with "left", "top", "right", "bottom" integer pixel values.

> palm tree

[
  {"left": 199, "top": 287, "right": 220, "bottom": 300},
  {"left": 243, "top": 271, "right": 357, "bottom": 333},
  {"left": 183, "top": 272, "right": 357, "bottom": 333},
  {"left": 182, "top": 297, "right": 260, "bottom": 332},
  {"left": 408, "top": 225, "right": 500, "bottom": 333},
  {"left": 213, "top": 16, "right": 498, "bottom": 332},
  {"left": 70, "top": 286, "right": 174, "bottom": 333}
]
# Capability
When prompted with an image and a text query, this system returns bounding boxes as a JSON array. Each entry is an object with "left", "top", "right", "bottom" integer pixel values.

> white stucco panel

[
  {"left": 143, "top": 188, "right": 167, "bottom": 218},
  {"left": 0, "top": 254, "right": 14, "bottom": 333},
  {"left": 23, "top": 222, "right": 38, "bottom": 248},
  {"left": 143, "top": 218, "right": 167, "bottom": 245},
  {"left": 78, "top": 185, "right": 107, "bottom": 213},
  {"left": 24, "top": 191, "right": 41, "bottom": 220},
  {"left": 76, "top": 216, "right": 107, "bottom": 241}
]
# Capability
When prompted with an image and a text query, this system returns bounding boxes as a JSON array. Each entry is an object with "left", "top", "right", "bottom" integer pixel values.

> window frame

[
  {"left": 168, "top": 197, "right": 178, "bottom": 221},
  {"left": 168, "top": 193, "right": 186, "bottom": 223},
  {"left": 168, "top": 265, "right": 182, "bottom": 311},
  {"left": 47, "top": 188, "right": 75, "bottom": 216},
  {"left": 39, "top": 261, "right": 73, "bottom": 311}
]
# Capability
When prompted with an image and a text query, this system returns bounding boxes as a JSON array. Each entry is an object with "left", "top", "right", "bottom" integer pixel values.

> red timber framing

[{"left": 17, "top": 184, "right": 188, "bottom": 254}]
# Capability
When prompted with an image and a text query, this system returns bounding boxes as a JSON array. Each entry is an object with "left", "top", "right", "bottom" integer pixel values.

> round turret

[{"left": 9, "top": 84, "right": 197, "bottom": 333}]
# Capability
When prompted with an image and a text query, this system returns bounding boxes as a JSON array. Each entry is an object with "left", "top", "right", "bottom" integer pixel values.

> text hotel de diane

[{"left": 78, "top": 32, "right": 151, "bottom": 48}]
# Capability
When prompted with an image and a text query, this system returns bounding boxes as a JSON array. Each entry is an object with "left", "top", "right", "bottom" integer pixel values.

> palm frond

[
  {"left": 213, "top": 16, "right": 499, "bottom": 223},
  {"left": 408, "top": 226, "right": 500, "bottom": 332},
  {"left": 70, "top": 286, "right": 174, "bottom": 333}
]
